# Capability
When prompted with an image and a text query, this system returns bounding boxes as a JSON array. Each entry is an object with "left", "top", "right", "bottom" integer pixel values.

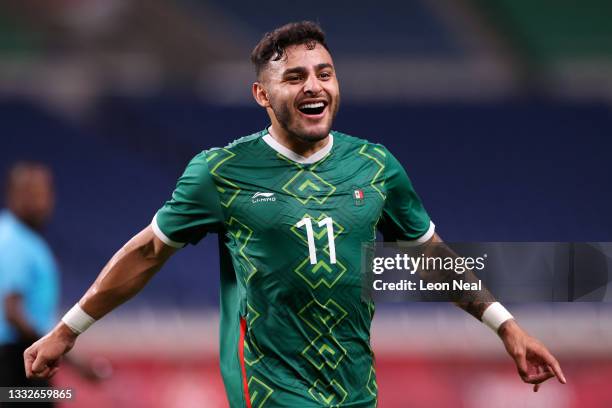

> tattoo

[{"left": 460, "top": 299, "right": 493, "bottom": 320}]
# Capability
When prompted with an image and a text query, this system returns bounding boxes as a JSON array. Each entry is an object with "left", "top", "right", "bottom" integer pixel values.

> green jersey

[{"left": 153, "top": 129, "right": 433, "bottom": 407}]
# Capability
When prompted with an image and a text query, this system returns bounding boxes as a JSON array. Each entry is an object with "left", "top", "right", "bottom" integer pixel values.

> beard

[{"left": 269, "top": 95, "right": 340, "bottom": 143}]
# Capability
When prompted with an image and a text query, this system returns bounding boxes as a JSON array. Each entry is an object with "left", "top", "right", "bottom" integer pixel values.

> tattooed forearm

[
  {"left": 459, "top": 298, "right": 493, "bottom": 320},
  {"left": 418, "top": 235, "right": 495, "bottom": 320}
]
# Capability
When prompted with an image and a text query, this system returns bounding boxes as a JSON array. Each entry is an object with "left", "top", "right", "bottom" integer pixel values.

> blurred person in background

[
  {"left": 0, "top": 162, "right": 58, "bottom": 406},
  {"left": 0, "top": 163, "right": 106, "bottom": 407},
  {"left": 23, "top": 22, "right": 566, "bottom": 407}
]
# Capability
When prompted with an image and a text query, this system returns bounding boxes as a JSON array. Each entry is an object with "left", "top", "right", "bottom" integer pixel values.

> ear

[{"left": 252, "top": 82, "right": 270, "bottom": 108}]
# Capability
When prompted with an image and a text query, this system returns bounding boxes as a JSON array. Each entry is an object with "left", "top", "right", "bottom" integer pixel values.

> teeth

[{"left": 299, "top": 102, "right": 325, "bottom": 109}]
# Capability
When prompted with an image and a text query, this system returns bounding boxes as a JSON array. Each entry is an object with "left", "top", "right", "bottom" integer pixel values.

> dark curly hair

[{"left": 250, "top": 21, "right": 330, "bottom": 78}]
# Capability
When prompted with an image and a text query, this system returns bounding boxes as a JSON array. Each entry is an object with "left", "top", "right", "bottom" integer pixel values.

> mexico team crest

[{"left": 353, "top": 188, "right": 364, "bottom": 206}]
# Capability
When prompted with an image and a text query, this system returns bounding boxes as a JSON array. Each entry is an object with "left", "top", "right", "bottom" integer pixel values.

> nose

[{"left": 303, "top": 74, "right": 322, "bottom": 95}]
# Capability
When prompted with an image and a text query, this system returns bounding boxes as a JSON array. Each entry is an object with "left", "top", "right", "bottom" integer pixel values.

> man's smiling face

[{"left": 259, "top": 43, "right": 340, "bottom": 143}]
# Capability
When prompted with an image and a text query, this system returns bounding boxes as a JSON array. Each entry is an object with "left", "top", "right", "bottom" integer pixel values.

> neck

[
  {"left": 8, "top": 207, "right": 43, "bottom": 233},
  {"left": 268, "top": 124, "right": 330, "bottom": 158}
]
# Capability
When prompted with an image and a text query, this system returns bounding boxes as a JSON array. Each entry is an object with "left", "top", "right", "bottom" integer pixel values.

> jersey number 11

[{"left": 295, "top": 217, "right": 337, "bottom": 265}]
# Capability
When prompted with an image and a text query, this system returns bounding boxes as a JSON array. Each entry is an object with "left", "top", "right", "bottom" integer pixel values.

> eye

[
  {"left": 285, "top": 75, "right": 303, "bottom": 83},
  {"left": 319, "top": 71, "right": 332, "bottom": 80}
]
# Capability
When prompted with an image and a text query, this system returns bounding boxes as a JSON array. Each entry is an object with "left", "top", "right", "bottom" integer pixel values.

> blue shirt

[{"left": 0, "top": 210, "right": 59, "bottom": 344}]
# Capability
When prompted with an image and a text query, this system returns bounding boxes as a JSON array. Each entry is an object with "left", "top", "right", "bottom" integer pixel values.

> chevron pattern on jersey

[
  {"left": 207, "top": 148, "right": 241, "bottom": 208},
  {"left": 366, "top": 366, "right": 378, "bottom": 397},
  {"left": 244, "top": 303, "right": 264, "bottom": 366},
  {"left": 279, "top": 154, "right": 336, "bottom": 205},
  {"left": 308, "top": 379, "right": 348, "bottom": 407},
  {"left": 227, "top": 217, "right": 257, "bottom": 283},
  {"left": 291, "top": 213, "right": 347, "bottom": 289},
  {"left": 358, "top": 145, "right": 386, "bottom": 199},
  {"left": 248, "top": 376, "right": 274, "bottom": 408},
  {"left": 244, "top": 335, "right": 264, "bottom": 367},
  {"left": 298, "top": 298, "right": 348, "bottom": 371}
]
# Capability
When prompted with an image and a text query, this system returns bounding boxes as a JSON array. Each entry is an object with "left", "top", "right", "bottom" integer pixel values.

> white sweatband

[
  {"left": 61, "top": 303, "right": 96, "bottom": 335},
  {"left": 481, "top": 302, "right": 513, "bottom": 333}
]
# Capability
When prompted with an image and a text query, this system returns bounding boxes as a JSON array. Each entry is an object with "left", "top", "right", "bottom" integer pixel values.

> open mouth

[{"left": 297, "top": 101, "right": 327, "bottom": 116}]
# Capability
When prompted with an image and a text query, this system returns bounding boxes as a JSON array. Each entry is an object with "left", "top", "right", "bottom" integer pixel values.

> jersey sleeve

[
  {"left": 377, "top": 146, "right": 435, "bottom": 244},
  {"left": 0, "top": 246, "right": 30, "bottom": 295},
  {"left": 152, "top": 151, "right": 224, "bottom": 247}
]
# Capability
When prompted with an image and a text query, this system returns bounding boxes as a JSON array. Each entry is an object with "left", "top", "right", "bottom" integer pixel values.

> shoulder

[
  {"left": 181, "top": 130, "right": 266, "bottom": 174},
  {"left": 332, "top": 130, "right": 390, "bottom": 163},
  {"left": 332, "top": 130, "right": 375, "bottom": 146},
  {"left": 0, "top": 213, "right": 53, "bottom": 269},
  {"left": 206, "top": 130, "right": 267, "bottom": 156},
  {"left": 0, "top": 212, "right": 34, "bottom": 248},
  {"left": 332, "top": 130, "right": 386, "bottom": 151}
]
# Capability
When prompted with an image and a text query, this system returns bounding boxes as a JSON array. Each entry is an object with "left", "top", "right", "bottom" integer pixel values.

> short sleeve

[
  {"left": 0, "top": 246, "right": 30, "bottom": 295},
  {"left": 152, "top": 151, "right": 224, "bottom": 247},
  {"left": 377, "top": 147, "right": 435, "bottom": 244}
]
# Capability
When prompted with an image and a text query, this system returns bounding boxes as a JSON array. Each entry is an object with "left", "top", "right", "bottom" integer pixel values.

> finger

[
  {"left": 537, "top": 347, "right": 566, "bottom": 384},
  {"left": 533, "top": 383, "right": 541, "bottom": 392},
  {"left": 526, "top": 371, "right": 555, "bottom": 384},
  {"left": 23, "top": 348, "right": 36, "bottom": 378},
  {"left": 515, "top": 354, "right": 529, "bottom": 380},
  {"left": 542, "top": 353, "right": 566, "bottom": 384},
  {"left": 39, "top": 356, "right": 63, "bottom": 379},
  {"left": 32, "top": 354, "right": 52, "bottom": 375},
  {"left": 32, "top": 365, "right": 52, "bottom": 379}
]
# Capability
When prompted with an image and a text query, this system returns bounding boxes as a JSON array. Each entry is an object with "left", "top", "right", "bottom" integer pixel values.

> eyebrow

[{"left": 282, "top": 63, "right": 334, "bottom": 76}]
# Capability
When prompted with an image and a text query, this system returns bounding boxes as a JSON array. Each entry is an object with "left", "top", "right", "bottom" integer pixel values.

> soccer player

[{"left": 25, "top": 22, "right": 565, "bottom": 407}]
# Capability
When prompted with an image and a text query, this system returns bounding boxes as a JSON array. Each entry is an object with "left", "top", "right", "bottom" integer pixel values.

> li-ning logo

[{"left": 252, "top": 192, "right": 276, "bottom": 203}]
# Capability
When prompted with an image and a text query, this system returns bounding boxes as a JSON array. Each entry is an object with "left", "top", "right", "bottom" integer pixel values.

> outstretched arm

[
  {"left": 425, "top": 233, "right": 566, "bottom": 392},
  {"left": 24, "top": 225, "right": 177, "bottom": 379}
]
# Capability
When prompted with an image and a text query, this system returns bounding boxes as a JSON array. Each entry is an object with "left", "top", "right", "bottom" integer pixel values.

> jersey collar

[{"left": 262, "top": 130, "right": 333, "bottom": 165}]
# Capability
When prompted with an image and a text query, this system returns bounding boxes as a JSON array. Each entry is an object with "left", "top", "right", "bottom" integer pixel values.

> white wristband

[
  {"left": 61, "top": 303, "right": 96, "bottom": 335},
  {"left": 481, "top": 302, "right": 513, "bottom": 333}
]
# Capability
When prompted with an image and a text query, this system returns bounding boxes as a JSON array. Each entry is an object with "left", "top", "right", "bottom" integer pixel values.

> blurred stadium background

[{"left": 1, "top": 1, "right": 612, "bottom": 407}]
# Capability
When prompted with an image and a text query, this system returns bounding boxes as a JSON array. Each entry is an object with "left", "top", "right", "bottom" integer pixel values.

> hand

[
  {"left": 498, "top": 319, "right": 566, "bottom": 392},
  {"left": 24, "top": 322, "right": 78, "bottom": 379}
]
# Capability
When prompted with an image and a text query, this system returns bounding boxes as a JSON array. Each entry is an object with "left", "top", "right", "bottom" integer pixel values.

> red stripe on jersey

[{"left": 239, "top": 317, "right": 252, "bottom": 408}]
